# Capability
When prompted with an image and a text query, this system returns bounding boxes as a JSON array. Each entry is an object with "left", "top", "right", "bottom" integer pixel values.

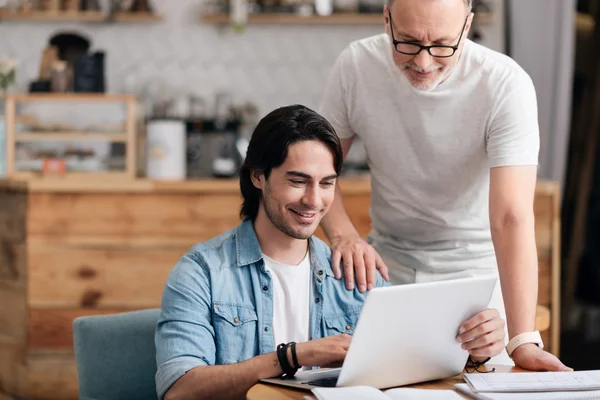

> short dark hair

[{"left": 239, "top": 104, "right": 343, "bottom": 221}]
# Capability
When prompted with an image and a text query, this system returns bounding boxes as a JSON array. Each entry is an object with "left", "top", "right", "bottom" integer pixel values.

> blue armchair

[{"left": 73, "top": 308, "right": 161, "bottom": 400}]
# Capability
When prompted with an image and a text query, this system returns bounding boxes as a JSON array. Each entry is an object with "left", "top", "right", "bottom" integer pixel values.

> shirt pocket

[
  {"left": 213, "top": 303, "right": 258, "bottom": 364},
  {"left": 324, "top": 308, "right": 361, "bottom": 336}
]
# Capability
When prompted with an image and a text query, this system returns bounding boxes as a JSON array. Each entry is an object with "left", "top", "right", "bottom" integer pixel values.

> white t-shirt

[
  {"left": 263, "top": 251, "right": 311, "bottom": 348},
  {"left": 320, "top": 35, "right": 539, "bottom": 275}
]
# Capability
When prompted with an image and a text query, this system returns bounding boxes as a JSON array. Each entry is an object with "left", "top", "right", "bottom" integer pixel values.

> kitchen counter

[
  {"left": 0, "top": 177, "right": 561, "bottom": 194},
  {"left": 0, "top": 177, "right": 372, "bottom": 193},
  {"left": 0, "top": 177, "right": 561, "bottom": 399}
]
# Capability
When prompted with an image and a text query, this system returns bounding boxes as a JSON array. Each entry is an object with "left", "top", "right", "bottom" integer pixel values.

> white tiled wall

[{"left": 0, "top": 0, "right": 506, "bottom": 117}]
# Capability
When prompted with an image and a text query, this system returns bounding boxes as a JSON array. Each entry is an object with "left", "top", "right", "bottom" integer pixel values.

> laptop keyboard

[{"left": 305, "top": 377, "right": 339, "bottom": 387}]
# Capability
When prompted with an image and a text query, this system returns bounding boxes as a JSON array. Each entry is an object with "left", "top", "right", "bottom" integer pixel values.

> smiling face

[
  {"left": 252, "top": 140, "right": 338, "bottom": 240},
  {"left": 385, "top": 0, "right": 472, "bottom": 91}
]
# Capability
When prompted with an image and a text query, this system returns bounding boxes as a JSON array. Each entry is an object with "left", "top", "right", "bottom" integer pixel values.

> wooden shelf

[
  {"left": 202, "top": 12, "right": 382, "bottom": 25},
  {"left": 0, "top": 11, "right": 162, "bottom": 22},
  {"left": 15, "top": 132, "right": 127, "bottom": 142},
  {"left": 9, "top": 171, "right": 132, "bottom": 182},
  {"left": 5, "top": 94, "right": 138, "bottom": 181},
  {"left": 7, "top": 93, "right": 136, "bottom": 103},
  {"left": 201, "top": 12, "right": 494, "bottom": 25},
  {"left": 112, "top": 12, "right": 163, "bottom": 22}
]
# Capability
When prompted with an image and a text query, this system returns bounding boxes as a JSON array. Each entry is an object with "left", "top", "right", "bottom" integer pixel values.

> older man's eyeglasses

[{"left": 388, "top": 11, "right": 469, "bottom": 58}]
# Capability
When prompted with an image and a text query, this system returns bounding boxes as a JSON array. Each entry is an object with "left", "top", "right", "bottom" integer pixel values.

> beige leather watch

[{"left": 506, "top": 330, "right": 544, "bottom": 358}]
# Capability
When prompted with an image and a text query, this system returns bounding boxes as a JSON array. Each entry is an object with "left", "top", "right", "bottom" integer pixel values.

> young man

[{"left": 155, "top": 105, "right": 505, "bottom": 400}]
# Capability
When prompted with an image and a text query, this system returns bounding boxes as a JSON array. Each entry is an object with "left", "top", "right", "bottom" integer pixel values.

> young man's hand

[
  {"left": 295, "top": 334, "right": 351, "bottom": 367},
  {"left": 456, "top": 308, "right": 505, "bottom": 360}
]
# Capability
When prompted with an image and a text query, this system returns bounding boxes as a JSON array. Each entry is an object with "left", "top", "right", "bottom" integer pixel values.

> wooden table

[{"left": 247, "top": 365, "right": 523, "bottom": 399}]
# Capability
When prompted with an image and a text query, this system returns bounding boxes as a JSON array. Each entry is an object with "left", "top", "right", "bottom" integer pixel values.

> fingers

[
  {"left": 331, "top": 238, "right": 387, "bottom": 291},
  {"left": 303, "top": 336, "right": 351, "bottom": 367},
  {"left": 458, "top": 308, "right": 500, "bottom": 337},
  {"left": 458, "top": 316, "right": 505, "bottom": 344},
  {"left": 354, "top": 251, "right": 367, "bottom": 293},
  {"left": 365, "top": 250, "right": 376, "bottom": 291},
  {"left": 327, "top": 334, "right": 351, "bottom": 350},
  {"left": 332, "top": 250, "right": 342, "bottom": 280},
  {"left": 461, "top": 324, "right": 505, "bottom": 352},
  {"left": 375, "top": 253, "right": 390, "bottom": 282},
  {"left": 323, "top": 335, "right": 350, "bottom": 366},
  {"left": 342, "top": 252, "right": 355, "bottom": 290},
  {"left": 468, "top": 341, "right": 505, "bottom": 358},
  {"left": 538, "top": 353, "right": 573, "bottom": 372},
  {"left": 323, "top": 361, "right": 345, "bottom": 369}
]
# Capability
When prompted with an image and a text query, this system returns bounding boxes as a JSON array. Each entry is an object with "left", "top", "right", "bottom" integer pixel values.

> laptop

[{"left": 261, "top": 275, "right": 497, "bottom": 390}]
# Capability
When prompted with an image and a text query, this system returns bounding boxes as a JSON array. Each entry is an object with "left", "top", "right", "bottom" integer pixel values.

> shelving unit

[
  {"left": 14, "top": 132, "right": 128, "bottom": 142},
  {"left": 200, "top": 11, "right": 494, "bottom": 25},
  {"left": 202, "top": 12, "right": 382, "bottom": 25},
  {"left": 4, "top": 93, "right": 137, "bottom": 181},
  {"left": 0, "top": 10, "right": 163, "bottom": 22}
]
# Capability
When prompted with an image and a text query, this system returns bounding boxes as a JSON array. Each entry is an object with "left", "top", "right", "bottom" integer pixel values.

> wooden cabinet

[{"left": 0, "top": 178, "right": 560, "bottom": 399}]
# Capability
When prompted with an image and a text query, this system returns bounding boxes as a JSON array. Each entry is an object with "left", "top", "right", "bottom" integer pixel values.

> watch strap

[{"left": 506, "top": 330, "right": 544, "bottom": 357}]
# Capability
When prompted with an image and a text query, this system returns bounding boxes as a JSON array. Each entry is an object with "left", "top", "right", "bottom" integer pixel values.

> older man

[{"left": 319, "top": 0, "right": 571, "bottom": 370}]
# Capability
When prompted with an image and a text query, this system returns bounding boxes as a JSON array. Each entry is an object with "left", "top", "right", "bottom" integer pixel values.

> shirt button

[
  {"left": 318, "top": 270, "right": 323, "bottom": 276},
  {"left": 233, "top": 318, "right": 239, "bottom": 323},
  {"left": 262, "top": 285, "right": 269, "bottom": 291},
  {"left": 315, "top": 298, "right": 320, "bottom": 303},
  {"left": 264, "top": 327, "right": 269, "bottom": 332},
  {"left": 346, "top": 325, "right": 351, "bottom": 331}
]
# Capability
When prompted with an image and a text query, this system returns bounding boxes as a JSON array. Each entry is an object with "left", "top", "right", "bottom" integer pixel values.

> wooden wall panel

[
  {"left": 26, "top": 353, "right": 78, "bottom": 400},
  {"left": 0, "top": 284, "right": 26, "bottom": 339},
  {"left": 0, "top": 190, "right": 26, "bottom": 245},
  {"left": 534, "top": 194, "right": 553, "bottom": 255},
  {"left": 0, "top": 338, "right": 26, "bottom": 395},
  {"left": 28, "top": 308, "right": 134, "bottom": 350},
  {"left": 538, "top": 254, "right": 552, "bottom": 306},
  {"left": 28, "top": 245, "right": 186, "bottom": 308},
  {"left": 27, "top": 193, "right": 243, "bottom": 245},
  {"left": 0, "top": 242, "right": 26, "bottom": 282}
]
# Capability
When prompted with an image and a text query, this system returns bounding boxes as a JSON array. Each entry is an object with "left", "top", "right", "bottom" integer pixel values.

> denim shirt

[{"left": 155, "top": 219, "right": 388, "bottom": 399}]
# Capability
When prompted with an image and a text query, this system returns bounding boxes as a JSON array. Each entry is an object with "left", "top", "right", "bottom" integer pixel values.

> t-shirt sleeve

[
  {"left": 486, "top": 70, "right": 540, "bottom": 168},
  {"left": 319, "top": 46, "right": 356, "bottom": 140}
]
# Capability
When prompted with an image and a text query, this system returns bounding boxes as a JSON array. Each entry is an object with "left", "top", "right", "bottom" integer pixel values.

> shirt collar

[{"left": 235, "top": 219, "right": 263, "bottom": 267}]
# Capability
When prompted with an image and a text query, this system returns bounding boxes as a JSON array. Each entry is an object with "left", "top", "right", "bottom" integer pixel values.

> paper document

[
  {"left": 455, "top": 383, "right": 600, "bottom": 400},
  {"left": 312, "top": 386, "right": 463, "bottom": 400},
  {"left": 464, "top": 370, "right": 600, "bottom": 393}
]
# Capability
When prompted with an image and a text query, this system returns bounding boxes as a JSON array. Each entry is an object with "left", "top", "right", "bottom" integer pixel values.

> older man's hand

[
  {"left": 456, "top": 308, "right": 505, "bottom": 360},
  {"left": 511, "top": 343, "right": 573, "bottom": 371},
  {"left": 330, "top": 235, "right": 389, "bottom": 292}
]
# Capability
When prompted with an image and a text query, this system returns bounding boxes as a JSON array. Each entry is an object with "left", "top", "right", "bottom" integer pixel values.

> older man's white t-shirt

[{"left": 320, "top": 35, "right": 540, "bottom": 281}]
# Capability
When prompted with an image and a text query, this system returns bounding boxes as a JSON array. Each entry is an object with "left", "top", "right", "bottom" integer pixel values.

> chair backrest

[{"left": 73, "top": 308, "right": 161, "bottom": 400}]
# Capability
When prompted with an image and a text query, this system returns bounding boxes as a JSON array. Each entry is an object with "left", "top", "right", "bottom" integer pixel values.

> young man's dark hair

[{"left": 239, "top": 104, "right": 343, "bottom": 220}]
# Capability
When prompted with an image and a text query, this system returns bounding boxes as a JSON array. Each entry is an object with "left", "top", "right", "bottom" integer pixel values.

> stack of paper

[
  {"left": 457, "top": 370, "right": 600, "bottom": 400},
  {"left": 455, "top": 384, "right": 600, "bottom": 399}
]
